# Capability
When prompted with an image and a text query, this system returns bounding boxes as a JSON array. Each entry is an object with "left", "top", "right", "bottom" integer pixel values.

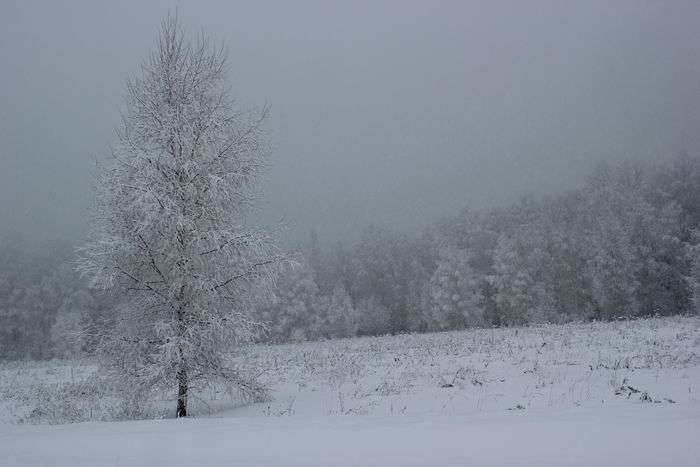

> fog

[{"left": 2, "top": 0, "right": 700, "bottom": 246}]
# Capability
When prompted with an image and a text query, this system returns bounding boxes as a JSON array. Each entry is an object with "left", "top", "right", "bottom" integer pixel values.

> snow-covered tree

[
  {"left": 351, "top": 225, "right": 432, "bottom": 333},
  {"left": 314, "top": 282, "right": 359, "bottom": 339},
  {"left": 258, "top": 260, "right": 318, "bottom": 343},
  {"left": 691, "top": 239, "right": 700, "bottom": 314},
  {"left": 493, "top": 228, "right": 559, "bottom": 325},
  {"left": 50, "top": 301, "right": 84, "bottom": 357},
  {"left": 355, "top": 296, "right": 391, "bottom": 336},
  {"left": 426, "top": 247, "right": 483, "bottom": 330},
  {"left": 580, "top": 164, "right": 691, "bottom": 319},
  {"left": 48, "top": 265, "right": 91, "bottom": 357},
  {"left": 306, "top": 229, "right": 332, "bottom": 293},
  {"left": 648, "top": 152, "right": 700, "bottom": 243},
  {"left": 0, "top": 237, "right": 78, "bottom": 359},
  {"left": 492, "top": 209, "right": 593, "bottom": 325},
  {"left": 78, "top": 16, "right": 281, "bottom": 417}
]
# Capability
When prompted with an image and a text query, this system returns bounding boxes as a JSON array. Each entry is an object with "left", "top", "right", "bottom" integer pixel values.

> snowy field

[{"left": 1, "top": 316, "right": 699, "bottom": 466}]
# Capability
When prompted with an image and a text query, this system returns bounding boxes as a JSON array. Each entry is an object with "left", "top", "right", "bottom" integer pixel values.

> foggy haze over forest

[{"left": 2, "top": 0, "right": 700, "bottom": 246}]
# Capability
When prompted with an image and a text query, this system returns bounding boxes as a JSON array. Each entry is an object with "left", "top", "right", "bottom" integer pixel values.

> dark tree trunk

[
  {"left": 175, "top": 286, "right": 188, "bottom": 418},
  {"left": 176, "top": 369, "right": 188, "bottom": 417}
]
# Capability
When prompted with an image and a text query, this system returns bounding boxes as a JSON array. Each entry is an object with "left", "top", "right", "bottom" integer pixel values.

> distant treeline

[
  {"left": 2, "top": 153, "right": 700, "bottom": 358},
  {"left": 0, "top": 239, "right": 114, "bottom": 359},
  {"left": 257, "top": 153, "right": 700, "bottom": 342}
]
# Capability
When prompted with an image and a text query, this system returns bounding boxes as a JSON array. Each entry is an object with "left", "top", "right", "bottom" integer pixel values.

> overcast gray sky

[{"left": 2, "top": 0, "right": 700, "bottom": 246}]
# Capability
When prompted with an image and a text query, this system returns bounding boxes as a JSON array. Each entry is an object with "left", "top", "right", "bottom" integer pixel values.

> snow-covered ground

[
  {"left": 1, "top": 316, "right": 699, "bottom": 465},
  {"left": 2, "top": 405, "right": 699, "bottom": 466}
]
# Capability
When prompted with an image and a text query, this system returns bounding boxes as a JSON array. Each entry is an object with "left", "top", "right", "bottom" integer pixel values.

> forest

[{"left": 2, "top": 152, "right": 699, "bottom": 360}]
